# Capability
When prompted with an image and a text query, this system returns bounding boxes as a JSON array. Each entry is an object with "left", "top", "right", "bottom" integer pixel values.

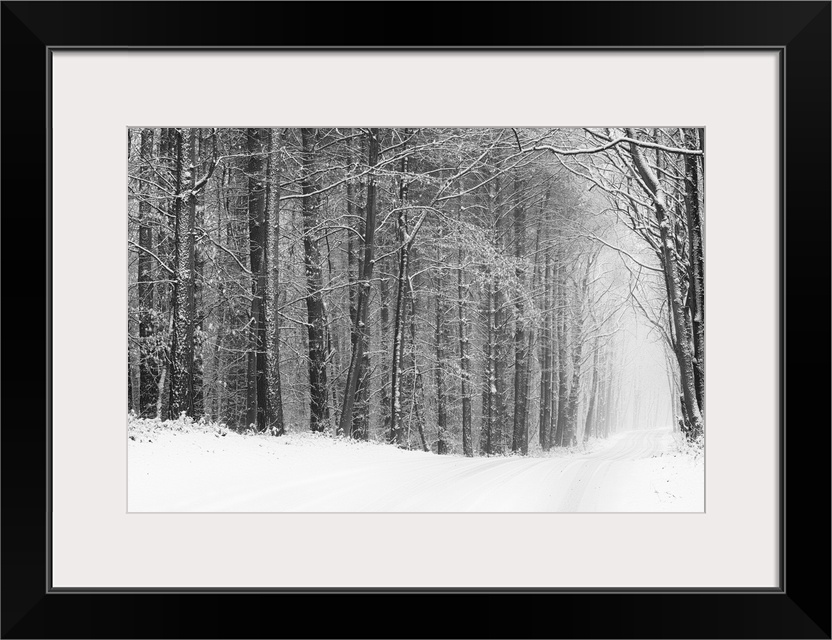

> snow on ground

[{"left": 127, "top": 417, "right": 704, "bottom": 513}]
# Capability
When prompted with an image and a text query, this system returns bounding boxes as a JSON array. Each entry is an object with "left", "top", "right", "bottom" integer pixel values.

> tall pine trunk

[
  {"left": 434, "top": 267, "right": 449, "bottom": 454},
  {"left": 493, "top": 198, "right": 508, "bottom": 454},
  {"left": 531, "top": 194, "right": 552, "bottom": 451},
  {"left": 582, "top": 340, "right": 600, "bottom": 443},
  {"left": 480, "top": 277, "right": 496, "bottom": 455},
  {"left": 339, "top": 129, "right": 379, "bottom": 439},
  {"left": 379, "top": 277, "right": 392, "bottom": 436},
  {"left": 137, "top": 128, "right": 158, "bottom": 417},
  {"left": 456, "top": 185, "right": 473, "bottom": 456},
  {"left": 538, "top": 247, "right": 553, "bottom": 451},
  {"left": 511, "top": 175, "right": 529, "bottom": 454},
  {"left": 344, "top": 132, "right": 369, "bottom": 438},
  {"left": 300, "top": 128, "right": 330, "bottom": 432},
  {"left": 554, "top": 255, "right": 569, "bottom": 446},
  {"left": 246, "top": 128, "right": 267, "bottom": 430},
  {"left": 263, "top": 128, "right": 285, "bottom": 433},
  {"left": 389, "top": 130, "right": 411, "bottom": 446},
  {"left": 169, "top": 128, "right": 196, "bottom": 418}
]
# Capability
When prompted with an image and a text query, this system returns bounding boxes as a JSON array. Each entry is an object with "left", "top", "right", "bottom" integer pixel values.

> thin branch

[{"left": 127, "top": 240, "right": 174, "bottom": 275}]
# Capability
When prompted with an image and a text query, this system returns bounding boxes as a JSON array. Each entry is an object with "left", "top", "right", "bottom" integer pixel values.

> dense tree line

[{"left": 127, "top": 127, "right": 704, "bottom": 454}]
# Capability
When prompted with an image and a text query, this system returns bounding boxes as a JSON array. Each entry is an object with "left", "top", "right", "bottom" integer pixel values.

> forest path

[{"left": 129, "top": 425, "right": 697, "bottom": 512}]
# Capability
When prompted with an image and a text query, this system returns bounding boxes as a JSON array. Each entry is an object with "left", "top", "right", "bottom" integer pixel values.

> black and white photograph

[
  {"left": 127, "top": 127, "right": 705, "bottom": 513},
  {"left": 2, "top": 0, "right": 822, "bottom": 633}
]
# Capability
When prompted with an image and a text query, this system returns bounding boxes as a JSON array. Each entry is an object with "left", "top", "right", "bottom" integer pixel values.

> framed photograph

[{"left": 2, "top": 2, "right": 829, "bottom": 638}]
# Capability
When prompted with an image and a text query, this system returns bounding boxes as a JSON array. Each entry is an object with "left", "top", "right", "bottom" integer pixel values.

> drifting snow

[{"left": 127, "top": 417, "right": 703, "bottom": 512}]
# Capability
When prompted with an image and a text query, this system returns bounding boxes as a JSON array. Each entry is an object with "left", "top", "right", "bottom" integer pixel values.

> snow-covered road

[{"left": 128, "top": 424, "right": 703, "bottom": 512}]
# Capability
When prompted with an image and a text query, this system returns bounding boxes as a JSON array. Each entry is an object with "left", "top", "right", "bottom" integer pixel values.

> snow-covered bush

[{"left": 128, "top": 413, "right": 230, "bottom": 441}]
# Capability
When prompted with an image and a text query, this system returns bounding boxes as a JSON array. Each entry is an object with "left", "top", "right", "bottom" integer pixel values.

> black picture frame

[{"left": 2, "top": 2, "right": 829, "bottom": 638}]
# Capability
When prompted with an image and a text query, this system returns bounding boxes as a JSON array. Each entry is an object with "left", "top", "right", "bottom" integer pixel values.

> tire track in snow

[
  {"left": 431, "top": 457, "right": 566, "bottom": 511},
  {"left": 366, "top": 456, "right": 538, "bottom": 511},
  {"left": 131, "top": 427, "right": 674, "bottom": 512},
  {"left": 557, "top": 428, "right": 666, "bottom": 511}
]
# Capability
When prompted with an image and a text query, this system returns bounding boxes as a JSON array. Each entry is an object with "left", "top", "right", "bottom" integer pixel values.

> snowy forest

[{"left": 127, "top": 127, "right": 704, "bottom": 467}]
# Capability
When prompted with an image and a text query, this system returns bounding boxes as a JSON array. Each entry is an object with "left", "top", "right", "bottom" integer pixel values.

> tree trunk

[
  {"left": 346, "top": 132, "right": 358, "bottom": 354},
  {"left": 554, "top": 256, "right": 569, "bottom": 446},
  {"left": 263, "top": 128, "right": 285, "bottom": 433},
  {"left": 137, "top": 128, "right": 158, "bottom": 417},
  {"left": 169, "top": 128, "right": 196, "bottom": 418},
  {"left": 594, "top": 348, "right": 608, "bottom": 438},
  {"left": 406, "top": 255, "right": 426, "bottom": 450},
  {"left": 389, "top": 130, "right": 411, "bottom": 446},
  {"left": 604, "top": 358, "right": 614, "bottom": 438},
  {"left": 627, "top": 130, "right": 704, "bottom": 439},
  {"left": 480, "top": 277, "right": 496, "bottom": 455},
  {"left": 379, "top": 276, "right": 392, "bottom": 436},
  {"left": 339, "top": 128, "right": 379, "bottom": 439},
  {"left": 435, "top": 268, "right": 449, "bottom": 454},
  {"left": 583, "top": 340, "right": 600, "bottom": 443},
  {"left": 565, "top": 264, "right": 590, "bottom": 447},
  {"left": 300, "top": 128, "right": 330, "bottom": 432},
  {"left": 538, "top": 247, "right": 553, "bottom": 451},
  {"left": 390, "top": 230, "right": 409, "bottom": 446},
  {"left": 456, "top": 187, "right": 473, "bottom": 456},
  {"left": 511, "top": 175, "right": 529, "bottom": 454},
  {"left": 683, "top": 127, "right": 705, "bottom": 415},
  {"left": 491, "top": 176, "right": 508, "bottom": 455},
  {"left": 246, "top": 128, "right": 267, "bottom": 430},
  {"left": 190, "top": 130, "right": 207, "bottom": 419},
  {"left": 547, "top": 242, "right": 559, "bottom": 447},
  {"left": 344, "top": 131, "right": 368, "bottom": 438}
]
